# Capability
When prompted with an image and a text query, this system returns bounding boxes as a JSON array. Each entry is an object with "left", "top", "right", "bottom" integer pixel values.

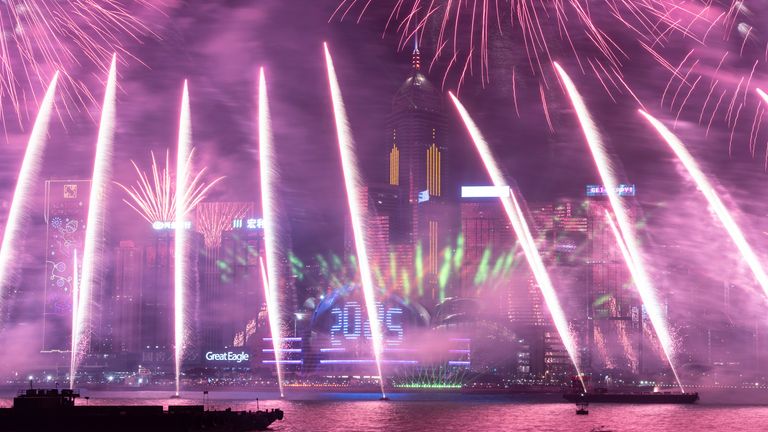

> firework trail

[
  {"left": 640, "top": 109, "right": 768, "bottom": 301},
  {"left": 174, "top": 80, "right": 191, "bottom": 397},
  {"left": 0, "top": 72, "right": 58, "bottom": 304},
  {"left": 449, "top": 91, "right": 585, "bottom": 388},
  {"left": 71, "top": 55, "right": 117, "bottom": 388},
  {"left": 617, "top": 320, "right": 638, "bottom": 372},
  {"left": 593, "top": 325, "right": 615, "bottom": 370},
  {"left": 258, "top": 68, "right": 286, "bottom": 398},
  {"left": 195, "top": 202, "right": 251, "bottom": 249},
  {"left": 604, "top": 209, "right": 641, "bottom": 372},
  {"left": 554, "top": 62, "right": 683, "bottom": 391},
  {"left": 0, "top": 0, "right": 155, "bottom": 124},
  {"left": 324, "top": 43, "right": 388, "bottom": 398},
  {"left": 116, "top": 150, "right": 224, "bottom": 225},
  {"left": 69, "top": 249, "right": 79, "bottom": 389}
]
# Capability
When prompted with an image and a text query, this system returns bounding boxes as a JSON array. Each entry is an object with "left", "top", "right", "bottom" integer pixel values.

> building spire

[{"left": 411, "top": 32, "right": 421, "bottom": 70}]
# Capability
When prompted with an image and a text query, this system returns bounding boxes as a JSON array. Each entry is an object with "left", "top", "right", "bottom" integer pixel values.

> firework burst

[
  {"left": 0, "top": 0, "right": 156, "bottom": 125},
  {"left": 339, "top": 0, "right": 768, "bottom": 158},
  {"left": 195, "top": 202, "right": 253, "bottom": 249},
  {"left": 116, "top": 149, "right": 225, "bottom": 225},
  {"left": 338, "top": 0, "right": 711, "bottom": 95}
]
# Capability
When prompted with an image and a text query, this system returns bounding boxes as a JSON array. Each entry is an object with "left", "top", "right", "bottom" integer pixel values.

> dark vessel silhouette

[
  {"left": 564, "top": 376, "right": 698, "bottom": 404},
  {"left": 575, "top": 402, "right": 589, "bottom": 415},
  {"left": 564, "top": 390, "right": 699, "bottom": 404},
  {"left": 0, "top": 388, "right": 284, "bottom": 431}
]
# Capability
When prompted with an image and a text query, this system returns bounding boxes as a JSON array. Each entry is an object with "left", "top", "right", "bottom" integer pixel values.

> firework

[
  {"left": 339, "top": 0, "right": 706, "bottom": 94},
  {"left": 449, "top": 91, "right": 585, "bottom": 388},
  {"left": 259, "top": 68, "right": 286, "bottom": 397},
  {"left": 654, "top": 4, "right": 768, "bottom": 158},
  {"left": 71, "top": 55, "right": 117, "bottom": 388},
  {"left": 325, "top": 43, "right": 387, "bottom": 398},
  {"left": 116, "top": 150, "right": 224, "bottom": 225},
  {"left": 341, "top": 0, "right": 768, "bottom": 156},
  {"left": 554, "top": 62, "right": 682, "bottom": 390},
  {"left": 604, "top": 210, "right": 640, "bottom": 373},
  {"left": 640, "top": 109, "right": 768, "bottom": 302},
  {"left": 593, "top": 325, "right": 615, "bottom": 370},
  {"left": 69, "top": 249, "right": 79, "bottom": 389},
  {"left": 173, "top": 81, "right": 191, "bottom": 397},
  {"left": 195, "top": 202, "right": 252, "bottom": 249},
  {"left": 0, "top": 0, "right": 155, "bottom": 123},
  {"left": 0, "top": 72, "right": 58, "bottom": 303}
]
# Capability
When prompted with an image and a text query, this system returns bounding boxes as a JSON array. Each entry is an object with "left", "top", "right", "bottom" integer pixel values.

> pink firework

[
  {"left": 0, "top": 0, "right": 157, "bottom": 124},
  {"left": 337, "top": 0, "right": 713, "bottom": 95},
  {"left": 116, "top": 149, "right": 225, "bottom": 225}
]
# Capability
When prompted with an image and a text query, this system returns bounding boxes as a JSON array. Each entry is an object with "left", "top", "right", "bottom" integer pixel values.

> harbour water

[{"left": 4, "top": 391, "right": 766, "bottom": 431}]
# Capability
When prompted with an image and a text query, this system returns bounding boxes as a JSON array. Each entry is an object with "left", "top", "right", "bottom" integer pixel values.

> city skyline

[{"left": 0, "top": 0, "right": 766, "bottom": 413}]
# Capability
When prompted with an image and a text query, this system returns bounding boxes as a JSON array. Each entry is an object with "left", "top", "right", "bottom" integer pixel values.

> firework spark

[
  {"left": 69, "top": 249, "right": 79, "bottom": 389},
  {"left": 604, "top": 210, "right": 639, "bottom": 372},
  {"left": 0, "top": 72, "right": 58, "bottom": 303},
  {"left": 449, "top": 91, "right": 585, "bottom": 388},
  {"left": 173, "top": 80, "right": 191, "bottom": 398},
  {"left": 554, "top": 62, "right": 682, "bottom": 391},
  {"left": 325, "top": 43, "right": 387, "bottom": 398},
  {"left": 338, "top": 0, "right": 706, "bottom": 94},
  {"left": 0, "top": 0, "right": 156, "bottom": 124},
  {"left": 341, "top": 0, "right": 768, "bottom": 157},
  {"left": 116, "top": 150, "right": 224, "bottom": 226},
  {"left": 640, "top": 109, "right": 768, "bottom": 302},
  {"left": 195, "top": 202, "right": 252, "bottom": 249},
  {"left": 71, "top": 55, "right": 117, "bottom": 388},
  {"left": 259, "top": 68, "right": 286, "bottom": 398}
]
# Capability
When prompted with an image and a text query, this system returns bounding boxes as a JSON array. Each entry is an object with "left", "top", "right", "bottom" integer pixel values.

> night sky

[{"left": 1, "top": 0, "right": 767, "bottom": 292}]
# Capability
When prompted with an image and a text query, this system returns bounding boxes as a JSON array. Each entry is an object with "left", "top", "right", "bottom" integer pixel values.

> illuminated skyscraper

[
  {"left": 42, "top": 180, "right": 90, "bottom": 353},
  {"left": 459, "top": 195, "right": 514, "bottom": 299},
  {"left": 457, "top": 185, "right": 545, "bottom": 325},
  {"left": 385, "top": 43, "right": 453, "bottom": 303}
]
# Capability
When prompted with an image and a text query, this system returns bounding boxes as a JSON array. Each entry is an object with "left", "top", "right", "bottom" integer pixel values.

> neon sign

[
  {"left": 205, "top": 351, "right": 250, "bottom": 363},
  {"left": 328, "top": 301, "right": 404, "bottom": 347},
  {"left": 152, "top": 221, "right": 192, "bottom": 230},
  {"left": 585, "top": 184, "right": 636, "bottom": 197},
  {"left": 232, "top": 218, "right": 264, "bottom": 229}
]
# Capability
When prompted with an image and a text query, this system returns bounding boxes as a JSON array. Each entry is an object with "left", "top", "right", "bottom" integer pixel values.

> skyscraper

[
  {"left": 140, "top": 226, "right": 174, "bottom": 366},
  {"left": 459, "top": 193, "right": 514, "bottom": 300},
  {"left": 385, "top": 43, "right": 454, "bottom": 303}
]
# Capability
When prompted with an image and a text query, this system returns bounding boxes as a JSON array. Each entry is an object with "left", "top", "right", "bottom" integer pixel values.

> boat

[
  {"left": 564, "top": 388, "right": 699, "bottom": 404},
  {"left": 564, "top": 376, "right": 699, "bottom": 404},
  {"left": 575, "top": 402, "right": 589, "bottom": 415},
  {"left": 0, "top": 387, "right": 284, "bottom": 431}
]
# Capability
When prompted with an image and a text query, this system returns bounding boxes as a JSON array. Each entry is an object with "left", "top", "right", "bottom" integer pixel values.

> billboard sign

[
  {"left": 461, "top": 185, "right": 511, "bottom": 198},
  {"left": 586, "top": 184, "right": 636, "bottom": 197}
]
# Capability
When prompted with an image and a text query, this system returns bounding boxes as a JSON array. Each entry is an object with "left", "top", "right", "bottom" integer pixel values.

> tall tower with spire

[{"left": 382, "top": 41, "right": 453, "bottom": 304}]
